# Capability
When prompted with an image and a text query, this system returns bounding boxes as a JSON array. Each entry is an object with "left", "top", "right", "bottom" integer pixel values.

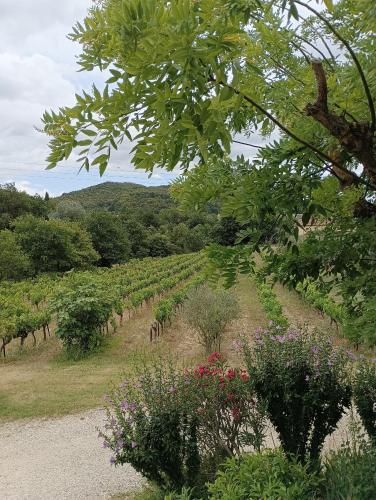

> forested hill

[{"left": 55, "top": 181, "right": 174, "bottom": 213}]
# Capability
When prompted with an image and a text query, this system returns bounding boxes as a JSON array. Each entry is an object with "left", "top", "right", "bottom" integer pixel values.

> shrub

[
  {"left": 184, "top": 352, "right": 266, "bottom": 476},
  {"left": 242, "top": 324, "right": 351, "bottom": 463},
  {"left": 52, "top": 283, "right": 114, "bottom": 357},
  {"left": 322, "top": 439, "right": 376, "bottom": 499},
  {"left": 101, "top": 355, "right": 265, "bottom": 493},
  {"left": 352, "top": 358, "right": 376, "bottom": 442},
  {"left": 101, "top": 361, "right": 202, "bottom": 493},
  {"left": 208, "top": 448, "right": 321, "bottom": 500},
  {"left": 183, "top": 285, "right": 239, "bottom": 353},
  {"left": 254, "top": 279, "right": 288, "bottom": 327},
  {"left": 344, "top": 296, "right": 376, "bottom": 347}
]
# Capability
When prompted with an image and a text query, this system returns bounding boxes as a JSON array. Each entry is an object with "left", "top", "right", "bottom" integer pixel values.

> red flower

[
  {"left": 226, "top": 368, "right": 236, "bottom": 380},
  {"left": 232, "top": 406, "right": 241, "bottom": 422},
  {"left": 207, "top": 352, "right": 223, "bottom": 365},
  {"left": 226, "top": 392, "right": 235, "bottom": 402}
]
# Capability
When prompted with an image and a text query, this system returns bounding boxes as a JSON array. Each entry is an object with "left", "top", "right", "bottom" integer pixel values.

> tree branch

[
  {"left": 311, "top": 59, "right": 328, "bottom": 112},
  {"left": 294, "top": 33, "right": 335, "bottom": 71},
  {"left": 213, "top": 76, "right": 345, "bottom": 169},
  {"left": 294, "top": 0, "right": 376, "bottom": 132},
  {"left": 233, "top": 140, "right": 263, "bottom": 149}
]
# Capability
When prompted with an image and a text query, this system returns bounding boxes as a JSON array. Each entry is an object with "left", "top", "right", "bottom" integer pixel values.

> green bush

[
  {"left": 322, "top": 440, "right": 376, "bottom": 499},
  {"left": 344, "top": 296, "right": 376, "bottom": 347},
  {"left": 51, "top": 283, "right": 114, "bottom": 357},
  {"left": 255, "top": 277, "right": 288, "bottom": 327},
  {"left": 183, "top": 285, "right": 239, "bottom": 353},
  {"left": 101, "top": 361, "right": 202, "bottom": 493},
  {"left": 208, "top": 449, "right": 321, "bottom": 500},
  {"left": 101, "top": 354, "right": 265, "bottom": 494},
  {"left": 352, "top": 358, "right": 376, "bottom": 442},
  {"left": 242, "top": 324, "right": 351, "bottom": 463}
]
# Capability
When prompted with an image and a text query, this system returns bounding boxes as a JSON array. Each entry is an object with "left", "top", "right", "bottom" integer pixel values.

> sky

[{"left": 0, "top": 0, "right": 263, "bottom": 198}]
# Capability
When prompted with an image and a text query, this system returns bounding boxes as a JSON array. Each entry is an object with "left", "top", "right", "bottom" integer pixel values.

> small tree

[
  {"left": 50, "top": 199, "right": 86, "bottom": 221},
  {"left": 183, "top": 285, "right": 239, "bottom": 353},
  {"left": 52, "top": 283, "right": 114, "bottom": 357}
]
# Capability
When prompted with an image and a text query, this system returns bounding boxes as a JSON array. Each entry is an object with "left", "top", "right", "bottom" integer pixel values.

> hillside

[{"left": 55, "top": 181, "right": 174, "bottom": 213}]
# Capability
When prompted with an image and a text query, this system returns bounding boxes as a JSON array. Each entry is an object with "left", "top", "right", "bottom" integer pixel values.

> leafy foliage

[
  {"left": 322, "top": 439, "right": 376, "bottom": 499},
  {"left": 51, "top": 283, "right": 114, "bottom": 356},
  {"left": 242, "top": 324, "right": 351, "bottom": 463},
  {"left": 352, "top": 358, "right": 376, "bottom": 443},
  {"left": 183, "top": 285, "right": 239, "bottom": 353},
  {"left": 0, "top": 230, "right": 32, "bottom": 281},
  {"left": 12, "top": 214, "right": 99, "bottom": 273},
  {"left": 101, "top": 353, "right": 265, "bottom": 493},
  {"left": 0, "top": 183, "right": 49, "bottom": 230},
  {"left": 254, "top": 274, "right": 288, "bottom": 327},
  {"left": 208, "top": 448, "right": 321, "bottom": 500},
  {"left": 84, "top": 210, "right": 131, "bottom": 266}
]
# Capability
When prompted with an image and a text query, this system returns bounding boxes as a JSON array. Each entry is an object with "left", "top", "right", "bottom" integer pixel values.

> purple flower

[
  {"left": 276, "top": 335, "right": 286, "bottom": 343},
  {"left": 169, "top": 386, "right": 177, "bottom": 394},
  {"left": 102, "top": 440, "right": 110, "bottom": 449},
  {"left": 311, "top": 346, "right": 319, "bottom": 354},
  {"left": 131, "top": 441, "right": 138, "bottom": 449},
  {"left": 346, "top": 350, "right": 357, "bottom": 361},
  {"left": 110, "top": 456, "right": 116, "bottom": 465},
  {"left": 120, "top": 400, "right": 129, "bottom": 411},
  {"left": 116, "top": 439, "right": 124, "bottom": 450}
]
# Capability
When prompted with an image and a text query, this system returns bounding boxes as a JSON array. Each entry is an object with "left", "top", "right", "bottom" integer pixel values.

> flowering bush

[
  {"left": 100, "top": 362, "right": 199, "bottom": 492},
  {"left": 184, "top": 352, "right": 266, "bottom": 474},
  {"left": 242, "top": 323, "right": 351, "bottom": 463},
  {"left": 352, "top": 358, "right": 376, "bottom": 442},
  {"left": 100, "top": 354, "right": 266, "bottom": 492}
]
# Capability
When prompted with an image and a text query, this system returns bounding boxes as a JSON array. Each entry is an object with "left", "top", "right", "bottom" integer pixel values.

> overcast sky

[{"left": 0, "top": 0, "right": 261, "bottom": 197}]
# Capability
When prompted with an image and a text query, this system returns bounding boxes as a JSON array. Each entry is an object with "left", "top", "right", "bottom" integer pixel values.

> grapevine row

[{"left": 0, "top": 252, "right": 206, "bottom": 356}]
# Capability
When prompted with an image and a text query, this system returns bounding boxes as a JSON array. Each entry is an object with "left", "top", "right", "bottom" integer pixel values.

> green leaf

[
  {"left": 323, "top": 0, "right": 334, "bottom": 12},
  {"left": 82, "top": 129, "right": 97, "bottom": 137}
]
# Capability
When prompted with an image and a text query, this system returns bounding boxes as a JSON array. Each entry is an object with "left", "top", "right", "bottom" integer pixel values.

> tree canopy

[
  {"left": 13, "top": 215, "right": 99, "bottom": 273},
  {"left": 41, "top": 0, "right": 376, "bottom": 339}
]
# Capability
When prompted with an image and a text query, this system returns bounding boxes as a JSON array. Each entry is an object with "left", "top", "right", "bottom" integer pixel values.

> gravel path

[{"left": 0, "top": 410, "right": 143, "bottom": 500}]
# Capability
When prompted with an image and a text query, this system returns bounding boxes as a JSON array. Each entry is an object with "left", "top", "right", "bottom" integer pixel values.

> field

[{"left": 0, "top": 255, "right": 342, "bottom": 423}]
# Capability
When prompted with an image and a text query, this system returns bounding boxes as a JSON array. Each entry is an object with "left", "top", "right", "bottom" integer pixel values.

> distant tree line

[{"left": 0, "top": 183, "right": 242, "bottom": 280}]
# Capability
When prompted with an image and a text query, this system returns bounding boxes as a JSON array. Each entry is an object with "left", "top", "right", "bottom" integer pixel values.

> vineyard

[{"left": 0, "top": 252, "right": 206, "bottom": 357}]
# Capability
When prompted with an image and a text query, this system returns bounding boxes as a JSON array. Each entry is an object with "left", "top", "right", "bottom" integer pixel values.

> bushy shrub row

[
  {"left": 254, "top": 276, "right": 288, "bottom": 327},
  {"left": 101, "top": 325, "right": 376, "bottom": 497},
  {"left": 296, "top": 278, "right": 347, "bottom": 327},
  {"left": 153, "top": 274, "right": 207, "bottom": 329}
]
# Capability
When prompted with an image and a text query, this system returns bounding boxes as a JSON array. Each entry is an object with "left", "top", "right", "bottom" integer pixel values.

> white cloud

[{"left": 0, "top": 0, "right": 268, "bottom": 194}]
